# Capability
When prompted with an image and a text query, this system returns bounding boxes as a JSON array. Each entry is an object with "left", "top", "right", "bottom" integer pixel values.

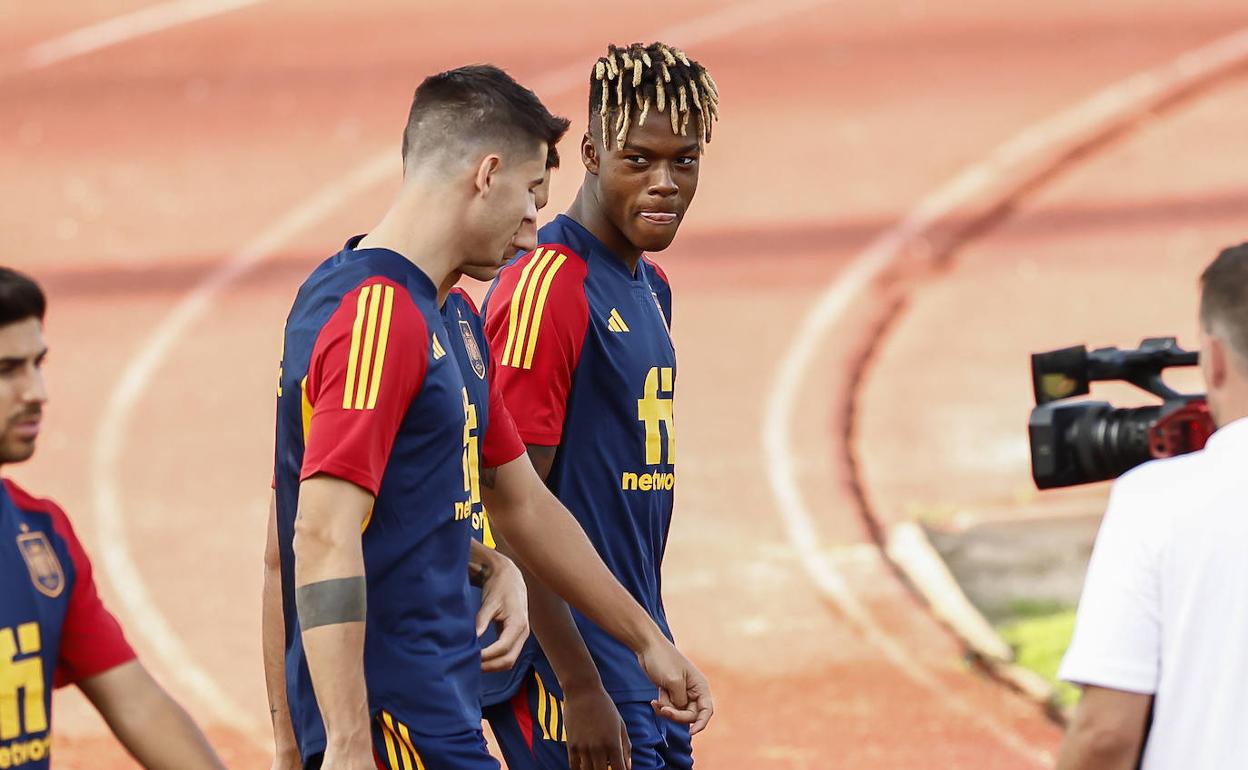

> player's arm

[
  {"left": 262, "top": 491, "right": 300, "bottom": 768},
  {"left": 293, "top": 475, "right": 373, "bottom": 764},
  {"left": 293, "top": 280, "right": 429, "bottom": 767},
  {"left": 79, "top": 661, "right": 225, "bottom": 770},
  {"left": 1055, "top": 686, "right": 1151, "bottom": 770},
  {"left": 482, "top": 457, "right": 713, "bottom": 733}
]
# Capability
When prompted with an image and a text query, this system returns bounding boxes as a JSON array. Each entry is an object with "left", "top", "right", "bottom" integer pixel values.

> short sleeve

[
  {"left": 484, "top": 247, "right": 589, "bottom": 446},
  {"left": 50, "top": 509, "right": 136, "bottom": 688},
  {"left": 301, "top": 279, "right": 429, "bottom": 495},
  {"left": 481, "top": 357, "right": 526, "bottom": 468},
  {"left": 1058, "top": 474, "right": 1163, "bottom": 693}
]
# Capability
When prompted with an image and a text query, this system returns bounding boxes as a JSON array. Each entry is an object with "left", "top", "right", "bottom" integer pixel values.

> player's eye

[
  {"left": 675, "top": 156, "right": 698, "bottom": 167},
  {"left": 625, "top": 155, "right": 648, "bottom": 166}
]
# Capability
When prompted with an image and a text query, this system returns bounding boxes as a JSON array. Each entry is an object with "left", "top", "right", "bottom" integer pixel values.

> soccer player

[
  {"left": 453, "top": 153, "right": 635, "bottom": 770},
  {"left": 483, "top": 43, "right": 720, "bottom": 770},
  {"left": 0, "top": 267, "right": 225, "bottom": 770},
  {"left": 269, "top": 65, "right": 711, "bottom": 770}
]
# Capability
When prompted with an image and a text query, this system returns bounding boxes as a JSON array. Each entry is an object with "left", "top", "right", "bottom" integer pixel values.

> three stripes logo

[
  {"left": 606, "top": 308, "right": 630, "bottom": 333},
  {"left": 502, "top": 247, "right": 567, "bottom": 369},
  {"left": 377, "top": 710, "right": 427, "bottom": 770},
  {"left": 431, "top": 333, "right": 446, "bottom": 360},
  {"left": 342, "top": 283, "right": 396, "bottom": 411}
]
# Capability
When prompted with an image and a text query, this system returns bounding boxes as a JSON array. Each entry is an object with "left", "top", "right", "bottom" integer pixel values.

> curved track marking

[
  {"left": 86, "top": 0, "right": 840, "bottom": 748},
  {"left": 23, "top": 0, "right": 266, "bottom": 70},
  {"left": 762, "top": 24, "right": 1248, "bottom": 765}
]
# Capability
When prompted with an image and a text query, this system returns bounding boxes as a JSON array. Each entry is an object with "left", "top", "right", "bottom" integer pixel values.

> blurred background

[{"left": 3, "top": 1, "right": 1245, "bottom": 767}]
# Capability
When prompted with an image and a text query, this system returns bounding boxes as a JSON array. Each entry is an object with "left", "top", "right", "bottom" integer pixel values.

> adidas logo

[
  {"left": 432, "top": 334, "right": 447, "bottom": 360},
  {"left": 607, "top": 308, "right": 630, "bottom": 333}
]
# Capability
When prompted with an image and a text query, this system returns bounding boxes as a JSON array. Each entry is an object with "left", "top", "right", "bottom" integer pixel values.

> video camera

[{"left": 1028, "top": 337, "right": 1215, "bottom": 489}]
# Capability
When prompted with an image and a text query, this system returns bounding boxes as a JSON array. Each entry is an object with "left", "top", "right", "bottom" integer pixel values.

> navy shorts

[
  {"left": 304, "top": 710, "right": 499, "bottom": 770},
  {"left": 484, "top": 664, "right": 693, "bottom": 770}
]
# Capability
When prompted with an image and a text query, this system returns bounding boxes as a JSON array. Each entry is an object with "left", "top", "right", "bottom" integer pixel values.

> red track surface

[{"left": 3, "top": 2, "right": 1245, "bottom": 768}]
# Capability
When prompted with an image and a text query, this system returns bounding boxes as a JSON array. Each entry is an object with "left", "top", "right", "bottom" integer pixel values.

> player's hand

[
  {"left": 635, "top": 637, "right": 714, "bottom": 735},
  {"left": 477, "top": 550, "right": 530, "bottom": 672},
  {"left": 563, "top": 683, "right": 631, "bottom": 770}
]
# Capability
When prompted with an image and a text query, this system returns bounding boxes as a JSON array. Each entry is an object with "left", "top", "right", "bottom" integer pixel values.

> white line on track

[
  {"left": 87, "top": 0, "right": 841, "bottom": 748},
  {"left": 24, "top": 0, "right": 265, "bottom": 71},
  {"left": 762, "top": 25, "right": 1248, "bottom": 767}
]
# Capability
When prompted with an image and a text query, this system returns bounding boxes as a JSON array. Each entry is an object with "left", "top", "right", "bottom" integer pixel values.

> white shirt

[{"left": 1059, "top": 416, "right": 1248, "bottom": 769}]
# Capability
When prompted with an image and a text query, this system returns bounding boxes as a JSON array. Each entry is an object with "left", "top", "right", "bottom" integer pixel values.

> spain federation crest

[
  {"left": 459, "top": 319, "right": 486, "bottom": 380},
  {"left": 17, "top": 527, "right": 64, "bottom": 598}
]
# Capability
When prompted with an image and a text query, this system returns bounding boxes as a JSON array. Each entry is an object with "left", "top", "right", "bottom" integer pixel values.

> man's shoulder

[
  {"left": 490, "top": 245, "right": 590, "bottom": 310},
  {"left": 3, "top": 479, "right": 80, "bottom": 552}
]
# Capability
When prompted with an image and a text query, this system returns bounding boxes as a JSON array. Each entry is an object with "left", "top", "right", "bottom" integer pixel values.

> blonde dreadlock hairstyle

[{"left": 590, "top": 42, "right": 719, "bottom": 151}]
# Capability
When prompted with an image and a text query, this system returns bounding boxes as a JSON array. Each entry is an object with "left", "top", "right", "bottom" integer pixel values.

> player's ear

[
  {"left": 581, "top": 131, "right": 600, "bottom": 175},
  {"left": 1207, "top": 333, "right": 1229, "bottom": 389},
  {"left": 474, "top": 154, "right": 502, "bottom": 196}
]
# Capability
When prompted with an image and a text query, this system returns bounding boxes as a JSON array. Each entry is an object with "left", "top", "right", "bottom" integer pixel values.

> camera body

[{"left": 1028, "top": 338, "right": 1214, "bottom": 489}]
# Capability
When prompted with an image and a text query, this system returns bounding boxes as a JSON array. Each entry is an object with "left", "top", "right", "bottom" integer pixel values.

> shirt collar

[{"left": 1205, "top": 416, "right": 1248, "bottom": 452}]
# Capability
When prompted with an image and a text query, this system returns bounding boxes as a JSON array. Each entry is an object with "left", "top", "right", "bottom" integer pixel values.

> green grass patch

[{"left": 996, "top": 601, "right": 1081, "bottom": 708}]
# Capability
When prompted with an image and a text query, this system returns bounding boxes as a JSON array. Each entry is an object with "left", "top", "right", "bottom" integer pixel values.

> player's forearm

[
  {"left": 293, "top": 478, "right": 373, "bottom": 751},
  {"left": 484, "top": 458, "right": 660, "bottom": 654},
  {"left": 495, "top": 532, "right": 604, "bottom": 694},
  {"left": 263, "top": 496, "right": 300, "bottom": 758},
  {"left": 81, "top": 661, "right": 224, "bottom": 770}
]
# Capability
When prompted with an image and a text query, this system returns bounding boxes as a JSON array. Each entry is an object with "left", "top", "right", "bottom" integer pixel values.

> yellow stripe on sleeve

[
  {"left": 535, "top": 672, "right": 552, "bottom": 740},
  {"left": 379, "top": 711, "right": 409, "bottom": 770},
  {"left": 353, "top": 283, "right": 384, "bottom": 409},
  {"left": 365, "top": 285, "right": 395, "bottom": 409},
  {"left": 521, "top": 254, "right": 567, "bottom": 369},
  {"left": 507, "top": 250, "right": 556, "bottom": 367},
  {"left": 342, "top": 286, "right": 372, "bottom": 408},
  {"left": 501, "top": 249, "right": 545, "bottom": 366}
]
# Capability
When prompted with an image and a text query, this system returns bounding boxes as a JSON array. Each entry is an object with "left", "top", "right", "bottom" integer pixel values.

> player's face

[
  {"left": 0, "top": 318, "right": 48, "bottom": 465},
  {"left": 594, "top": 113, "right": 700, "bottom": 253},
  {"left": 461, "top": 167, "right": 552, "bottom": 282},
  {"left": 463, "top": 143, "right": 547, "bottom": 274}
]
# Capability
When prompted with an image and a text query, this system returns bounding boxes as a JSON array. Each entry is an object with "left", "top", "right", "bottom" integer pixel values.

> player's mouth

[
  {"left": 638, "top": 211, "right": 679, "bottom": 226},
  {"left": 9, "top": 415, "right": 40, "bottom": 440}
]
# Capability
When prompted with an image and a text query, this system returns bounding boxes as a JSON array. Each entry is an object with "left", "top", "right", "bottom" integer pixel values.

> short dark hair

[
  {"left": 401, "top": 65, "right": 570, "bottom": 169},
  {"left": 1200, "top": 243, "right": 1248, "bottom": 359},
  {"left": 0, "top": 268, "right": 45, "bottom": 327}
]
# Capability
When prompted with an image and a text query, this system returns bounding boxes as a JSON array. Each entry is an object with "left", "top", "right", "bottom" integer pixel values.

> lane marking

[
  {"left": 762, "top": 25, "right": 1248, "bottom": 766},
  {"left": 24, "top": 0, "right": 265, "bottom": 71},
  {"left": 87, "top": 0, "right": 840, "bottom": 746}
]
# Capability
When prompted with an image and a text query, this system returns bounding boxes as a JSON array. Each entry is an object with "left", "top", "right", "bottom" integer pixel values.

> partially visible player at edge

[
  {"left": 0, "top": 267, "right": 225, "bottom": 770},
  {"left": 483, "top": 42, "right": 719, "bottom": 770},
  {"left": 265, "top": 65, "right": 711, "bottom": 770},
  {"left": 458, "top": 150, "right": 639, "bottom": 770}
]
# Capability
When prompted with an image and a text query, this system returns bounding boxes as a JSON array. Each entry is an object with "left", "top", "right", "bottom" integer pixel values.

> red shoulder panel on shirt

[
  {"left": 484, "top": 245, "right": 590, "bottom": 446},
  {"left": 300, "top": 276, "right": 430, "bottom": 495}
]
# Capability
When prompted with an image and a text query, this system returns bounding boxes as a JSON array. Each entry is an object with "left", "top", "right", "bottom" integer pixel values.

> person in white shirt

[{"left": 1056, "top": 243, "right": 1248, "bottom": 770}]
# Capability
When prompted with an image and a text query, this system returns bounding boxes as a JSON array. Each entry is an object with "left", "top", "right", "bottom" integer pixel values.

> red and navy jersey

[
  {"left": 274, "top": 237, "right": 524, "bottom": 757},
  {"left": 0, "top": 479, "right": 136, "bottom": 769},
  {"left": 440, "top": 288, "right": 535, "bottom": 708},
  {"left": 484, "top": 214, "right": 677, "bottom": 702}
]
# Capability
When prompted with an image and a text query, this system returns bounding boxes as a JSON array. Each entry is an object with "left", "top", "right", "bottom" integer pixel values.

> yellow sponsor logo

[
  {"left": 621, "top": 470, "right": 676, "bottom": 492},
  {"left": 0, "top": 736, "right": 51, "bottom": 768}
]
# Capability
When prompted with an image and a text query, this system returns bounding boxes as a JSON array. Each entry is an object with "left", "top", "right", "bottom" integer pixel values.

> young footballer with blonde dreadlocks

[{"left": 483, "top": 43, "right": 719, "bottom": 770}]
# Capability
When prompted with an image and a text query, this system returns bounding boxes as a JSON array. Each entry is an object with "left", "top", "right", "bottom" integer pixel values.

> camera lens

[{"left": 1067, "top": 404, "right": 1161, "bottom": 484}]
